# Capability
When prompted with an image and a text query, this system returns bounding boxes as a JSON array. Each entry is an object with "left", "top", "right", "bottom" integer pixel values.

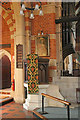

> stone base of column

[{"left": 23, "top": 95, "right": 46, "bottom": 110}]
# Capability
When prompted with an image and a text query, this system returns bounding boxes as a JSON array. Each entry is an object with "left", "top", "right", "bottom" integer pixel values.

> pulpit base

[{"left": 23, "top": 84, "right": 49, "bottom": 110}]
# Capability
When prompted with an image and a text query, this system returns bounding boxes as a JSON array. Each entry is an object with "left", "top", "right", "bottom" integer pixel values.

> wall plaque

[{"left": 16, "top": 44, "right": 23, "bottom": 68}]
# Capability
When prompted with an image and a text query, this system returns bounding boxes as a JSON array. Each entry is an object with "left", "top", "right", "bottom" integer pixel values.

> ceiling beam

[{"left": 55, "top": 16, "right": 80, "bottom": 24}]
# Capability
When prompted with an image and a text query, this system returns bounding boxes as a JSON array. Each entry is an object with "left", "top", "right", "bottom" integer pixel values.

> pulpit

[
  {"left": 23, "top": 56, "right": 49, "bottom": 110},
  {"left": 38, "top": 57, "right": 49, "bottom": 84}
]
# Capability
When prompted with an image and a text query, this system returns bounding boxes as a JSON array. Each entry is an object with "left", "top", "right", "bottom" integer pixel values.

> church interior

[{"left": 0, "top": 0, "right": 80, "bottom": 119}]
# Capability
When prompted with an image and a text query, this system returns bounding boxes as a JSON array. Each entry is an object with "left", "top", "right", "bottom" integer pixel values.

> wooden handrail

[
  {"left": 41, "top": 93, "right": 71, "bottom": 106},
  {"left": 33, "top": 110, "right": 48, "bottom": 120}
]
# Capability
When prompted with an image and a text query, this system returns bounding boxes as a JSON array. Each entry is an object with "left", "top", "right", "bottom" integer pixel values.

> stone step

[
  {"left": 0, "top": 97, "right": 13, "bottom": 106},
  {"left": 0, "top": 88, "right": 11, "bottom": 96},
  {"left": 0, "top": 92, "right": 11, "bottom": 95},
  {"left": 0, "top": 94, "right": 11, "bottom": 98}
]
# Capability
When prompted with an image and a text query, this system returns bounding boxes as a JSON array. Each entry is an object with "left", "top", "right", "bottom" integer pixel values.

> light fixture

[
  {"left": 41, "top": 30, "right": 43, "bottom": 35},
  {"left": 38, "top": 30, "right": 44, "bottom": 35},
  {"left": 35, "top": 4, "right": 39, "bottom": 10},
  {"left": 39, "top": 9, "right": 43, "bottom": 16},
  {"left": 20, "top": 9, "right": 24, "bottom": 15},
  {"left": 20, "top": 1, "right": 43, "bottom": 19},
  {"left": 30, "top": 11, "right": 34, "bottom": 19},
  {"left": 21, "top": 4, "right": 26, "bottom": 10}
]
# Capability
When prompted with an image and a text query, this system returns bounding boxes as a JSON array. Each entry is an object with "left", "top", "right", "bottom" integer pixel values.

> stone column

[
  {"left": 13, "top": 3, "right": 26, "bottom": 103},
  {"left": 25, "top": 6, "right": 31, "bottom": 56},
  {"left": 55, "top": 2, "right": 63, "bottom": 78}
]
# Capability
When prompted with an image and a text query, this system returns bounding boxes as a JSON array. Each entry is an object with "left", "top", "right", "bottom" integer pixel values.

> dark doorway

[{"left": 0, "top": 55, "right": 11, "bottom": 89}]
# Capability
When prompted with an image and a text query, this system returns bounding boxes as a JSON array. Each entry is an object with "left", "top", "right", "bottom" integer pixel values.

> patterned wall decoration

[{"left": 27, "top": 54, "right": 39, "bottom": 94}]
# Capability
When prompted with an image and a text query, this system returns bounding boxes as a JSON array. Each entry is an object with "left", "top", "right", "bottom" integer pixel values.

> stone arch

[
  {"left": 0, "top": 6, "right": 13, "bottom": 30},
  {"left": 0, "top": 5, "right": 15, "bottom": 41},
  {"left": 0, "top": 5, "right": 15, "bottom": 82},
  {"left": 0, "top": 49, "right": 11, "bottom": 61}
]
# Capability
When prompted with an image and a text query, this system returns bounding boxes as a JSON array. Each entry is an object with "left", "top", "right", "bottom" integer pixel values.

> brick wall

[
  {"left": 31, "top": 13, "right": 56, "bottom": 35},
  {"left": 0, "top": 17, "right": 11, "bottom": 53},
  {"left": 31, "top": 13, "right": 56, "bottom": 59},
  {"left": 30, "top": 9, "right": 56, "bottom": 82}
]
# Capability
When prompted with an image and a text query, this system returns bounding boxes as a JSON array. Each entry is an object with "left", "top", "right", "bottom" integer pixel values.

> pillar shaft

[{"left": 13, "top": 3, "right": 26, "bottom": 103}]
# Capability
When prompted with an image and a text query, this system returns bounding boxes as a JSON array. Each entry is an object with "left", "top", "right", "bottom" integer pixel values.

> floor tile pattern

[{"left": 0, "top": 101, "right": 36, "bottom": 120}]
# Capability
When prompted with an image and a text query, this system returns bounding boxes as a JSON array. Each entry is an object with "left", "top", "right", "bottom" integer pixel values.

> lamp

[
  {"left": 38, "top": 30, "right": 44, "bottom": 35},
  {"left": 35, "top": 4, "right": 39, "bottom": 10},
  {"left": 20, "top": 1, "right": 43, "bottom": 19},
  {"left": 30, "top": 11, "right": 34, "bottom": 19},
  {"left": 21, "top": 4, "right": 26, "bottom": 10},
  {"left": 39, "top": 9, "right": 43, "bottom": 16},
  {"left": 20, "top": 9, "right": 24, "bottom": 15}
]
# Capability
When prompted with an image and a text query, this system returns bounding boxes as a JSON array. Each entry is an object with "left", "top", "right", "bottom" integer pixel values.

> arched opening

[{"left": 0, "top": 55, "right": 11, "bottom": 89}]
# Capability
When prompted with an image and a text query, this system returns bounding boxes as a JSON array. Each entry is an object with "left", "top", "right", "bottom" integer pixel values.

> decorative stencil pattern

[{"left": 27, "top": 54, "right": 39, "bottom": 94}]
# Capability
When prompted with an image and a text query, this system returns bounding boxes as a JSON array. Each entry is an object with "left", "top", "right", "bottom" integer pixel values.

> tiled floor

[{"left": 0, "top": 101, "right": 36, "bottom": 120}]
